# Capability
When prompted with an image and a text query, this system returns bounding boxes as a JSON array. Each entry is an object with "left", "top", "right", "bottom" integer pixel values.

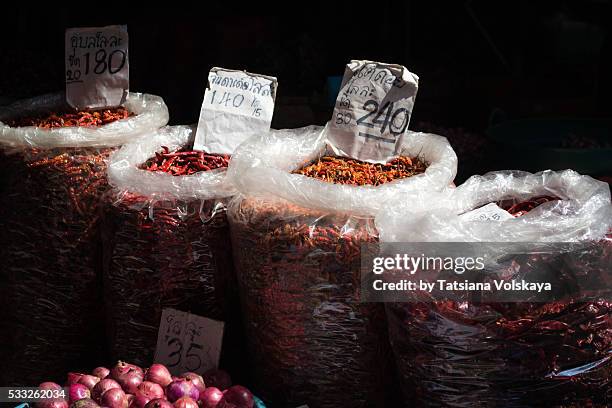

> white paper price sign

[
  {"left": 154, "top": 308, "right": 224, "bottom": 375},
  {"left": 326, "top": 60, "right": 419, "bottom": 162},
  {"left": 193, "top": 67, "right": 277, "bottom": 154},
  {"left": 65, "top": 25, "right": 129, "bottom": 109}
]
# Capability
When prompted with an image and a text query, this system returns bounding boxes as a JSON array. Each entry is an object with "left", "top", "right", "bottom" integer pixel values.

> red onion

[
  {"left": 138, "top": 381, "right": 165, "bottom": 399},
  {"left": 203, "top": 370, "right": 232, "bottom": 391},
  {"left": 173, "top": 397, "right": 199, "bottom": 408},
  {"left": 78, "top": 375, "right": 101, "bottom": 390},
  {"left": 118, "top": 370, "right": 144, "bottom": 395},
  {"left": 126, "top": 394, "right": 135, "bottom": 405},
  {"left": 129, "top": 392, "right": 151, "bottom": 408},
  {"left": 144, "top": 399, "right": 174, "bottom": 408},
  {"left": 101, "top": 388, "right": 128, "bottom": 408},
  {"left": 218, "top": 386, "right": 253, "bottom": 408},
  {"left": 92, "top": 378, "right": 121, "bottom": 402},
  {"left": 37, "top": 399, "right": 69, "bottom": 408},
  {"left": 166, "top": 378, "right": 199, "bottom": 402},
  {"left": 40, "top": 382, "right": 63, "bottom": 391},
  {"left": 69, "top": 383, "right": 91, "bottom": 402},
  {"left": 199, "top": 387, "right": 223, "bottom": 408},
  {"left": 67, "top": 373, "right": 85, "bottom": 385},
  {"left": 69, "top": 398, "right": 100, "bottom": 408},
  {"left": 92, "top": 367, "right": 110, "bottom": 379},
  {"left": 144, "top": 364, "right": 173, "bottom": 387},
  {"left": 180, "top": 372, "right": 205, "bottom": 393},
  {"left": 111, "top": 361, "right": 144, "bottom": 381}
]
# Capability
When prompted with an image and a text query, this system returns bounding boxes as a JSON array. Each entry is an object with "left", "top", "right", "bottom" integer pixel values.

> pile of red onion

[{"left": 36, "top": 361, "right": 255, "bottom": 408}]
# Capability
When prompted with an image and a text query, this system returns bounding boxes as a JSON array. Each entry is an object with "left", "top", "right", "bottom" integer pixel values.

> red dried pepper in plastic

[
  {"left": 0, "top": 147, "right": 113, "bottom": 385},
  {"left": 292, "top": 155, "right": 427, "bottom": 186},
  {"left": 102, "top": 146, "right": 239, "bottom": 369},
  {"left": 141, "top": 147, "right": 230, "bottom": 176},
  {"left": 6, "top": 107, "right": 132, "bottom": 129}
]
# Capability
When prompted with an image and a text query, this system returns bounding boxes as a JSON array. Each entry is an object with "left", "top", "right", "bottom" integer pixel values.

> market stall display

[
  {"left": 102, "top": 126, "right": 236, "bottom": 367},
  {"left": 226, "top": 125, "right": 458, "bottom": 407},
  {"left": 0, "top": 92, "right": 169, "bottom": 385},
  {"left": 376, "top": 170, "right": 612, "bottom": 407}
]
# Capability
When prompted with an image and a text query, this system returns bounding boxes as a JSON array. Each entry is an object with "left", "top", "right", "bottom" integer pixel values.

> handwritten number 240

[{"left": 337, "top": 99, "right": 409, "bottom": 136}]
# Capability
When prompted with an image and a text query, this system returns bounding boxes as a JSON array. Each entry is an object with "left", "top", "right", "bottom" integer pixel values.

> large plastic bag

[
  {"left": 103, "top": 125, "right": 238, "bottom": 368},
  {"left": 0, "top": 92, "right": 169, "bottom": 149},
  {"left": 376, "top": 170, "right": 612, "bottom": 407},
  {"left": 0, "top": 92, "right": 169, "bottom": 385},
  {"left": 226, "top": 125, "right": 457, "bottom": 408}
]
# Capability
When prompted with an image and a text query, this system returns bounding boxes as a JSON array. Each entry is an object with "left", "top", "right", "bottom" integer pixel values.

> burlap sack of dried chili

[
  {"left": 0, "top": 92, "right": 169, "bottom": 385},
  {"left": 376, "top": 170, "right": 612, "bottom": 407},
  {"left": 225, "top": 125, "right": 458, "bottom": 408},
  {"left": 103, "top": 125, "right": 240, "bottom": 370}
]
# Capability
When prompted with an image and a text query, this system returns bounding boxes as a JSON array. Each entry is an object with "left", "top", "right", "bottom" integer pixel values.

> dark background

[{"left": 1, "top": 2, "right": 611, "bottom": 182}]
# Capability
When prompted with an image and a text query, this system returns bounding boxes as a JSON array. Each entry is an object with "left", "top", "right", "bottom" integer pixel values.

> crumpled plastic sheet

[
  {"left": 0, "top": 92, "right": 168, "bottom": 385},
  {"left": 102, "top": 125, "right": 237, "bottom": 367},
  {"left": 225, "top": 125, "right": 458, "bottom": 407},
  {"left": 376, "top": 170, "right": 612, "bottom": 407}
]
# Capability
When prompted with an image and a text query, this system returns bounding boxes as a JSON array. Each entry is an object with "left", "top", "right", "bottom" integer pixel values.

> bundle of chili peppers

[
  {"left": 229, "top": 198, "right": 393, "bottom": 408},
  {"left": 5, "top": 107, "right": 131, "bottom": 129},
  {"left": 0, "top": 147, "right": 113, "bottom": 386},
  {"left": 292, "top": 155, "right": 427, "bottom": 186},
  {"left": 140, "top": 146, "right": 230, "bottom": 175},
  {"left": 102, "top": 146, "right": 240, "bottom": 369}
]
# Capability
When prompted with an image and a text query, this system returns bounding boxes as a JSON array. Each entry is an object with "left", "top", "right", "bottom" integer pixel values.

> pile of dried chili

[
  {"left": 140, "top": 146, "right": 230, "bottom": 175},
  {"left": 292, "top": 155, "right": 427, "bottom": 186},
  {"left": 102, "top": 142, "right": 244, "bottom": 373},
  {"left": 0, "top": 147, "right": 113, "bottom": 385},
  {"left": 6, "top": 107, "right": 132, "bottom": 128}
]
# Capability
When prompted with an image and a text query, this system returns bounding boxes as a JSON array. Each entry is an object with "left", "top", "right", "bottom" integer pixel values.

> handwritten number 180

[{"left": 82, "top": 49, "right": 127, "bottom": 75}]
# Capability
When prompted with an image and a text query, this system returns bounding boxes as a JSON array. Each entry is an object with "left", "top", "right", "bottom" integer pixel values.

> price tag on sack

[
  {"left": 327, "top": 60, "right": 419, "bottom": 162},
  {"left": 65, "top": 25, "right": 129, "bottom": 109},
  {"left": 193, "top": 67, "right": 277, "bottom": 153},
  {"left": 460, "top": 203, "right": 514, "bottom": 222},
  {"left": 154, "top": 308, "right": 224, "bottom": 375}
]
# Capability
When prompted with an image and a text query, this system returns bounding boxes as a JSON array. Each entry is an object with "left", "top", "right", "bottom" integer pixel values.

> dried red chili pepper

[
  {"left": 140, "top": 147, "right": 230, "bottom": 176},
  {"left": 0, "top": 147, "right": 113, "bottom": 385},
  {"left": 292, "top": 155, "right": 427, "bottom": 186},
  {"left": 6, "top": 107, "right": 132, "bottom": 129}
]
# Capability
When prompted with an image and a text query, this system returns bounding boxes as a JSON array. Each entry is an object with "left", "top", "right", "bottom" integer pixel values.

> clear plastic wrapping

[
  {"left": 226, "top": 126, "right": 458, "bottom": 407},
  {"left": 0, "top": 92, "right": 169, "bottom": 385},
  {"left": 103, "top": 125, "right": 236, "bottom": 366},
  {"left": 376, "top": 170, "right": 612, "bottom": 407}
]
